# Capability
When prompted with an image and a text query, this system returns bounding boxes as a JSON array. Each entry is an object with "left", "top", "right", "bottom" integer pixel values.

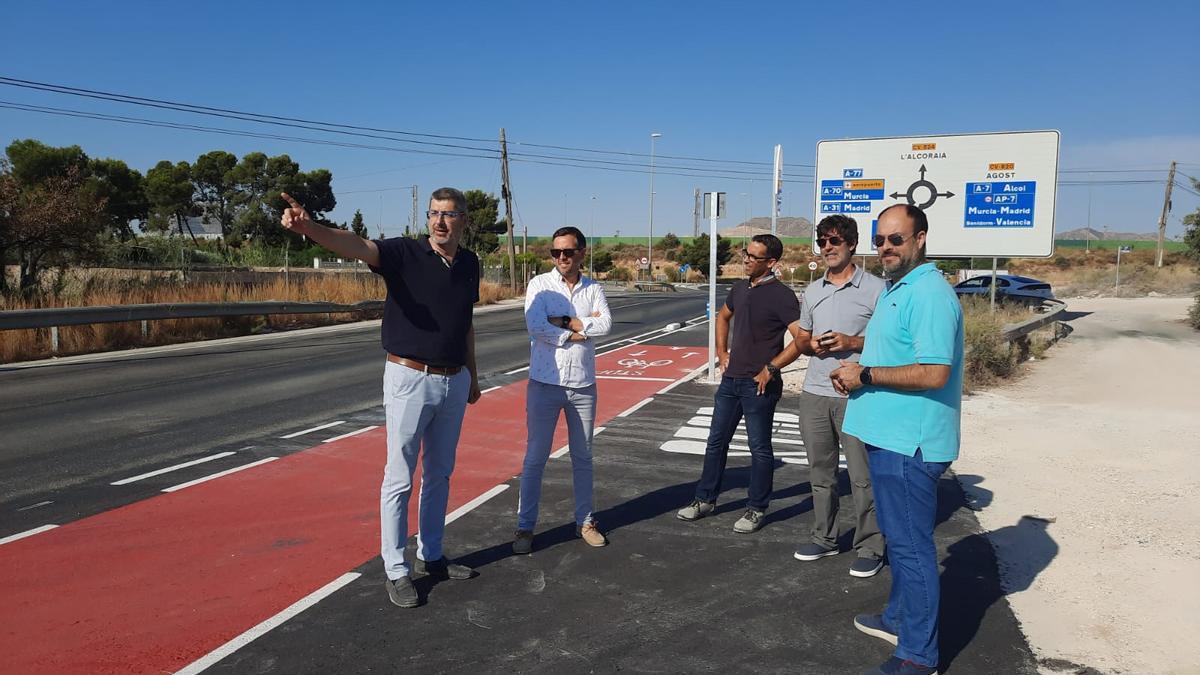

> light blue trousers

[
  {"left": 380, "top": 362, "right": 469, "bottom": 580},
  {"left": 517, "top": 380, "right": 597, "bottom": 531}
]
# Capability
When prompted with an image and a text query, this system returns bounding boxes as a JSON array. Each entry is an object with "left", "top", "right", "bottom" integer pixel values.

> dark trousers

[
  {"left": 868, "top": 444, "right": 951, "bottom": 668},
  {"left": 798, "top": 391, "right": 883, "bottom": 559},
  {"left": 694, "top": 376, "right": 782, "bottom": 511}
]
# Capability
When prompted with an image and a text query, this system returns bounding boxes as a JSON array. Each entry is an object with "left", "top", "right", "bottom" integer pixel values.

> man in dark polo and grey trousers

[
  {"left": 758, "top": 214, "right": 886, "bottom": 577},
  {"left": 280, "top": 188, "right": 482, "bottom": 609}
]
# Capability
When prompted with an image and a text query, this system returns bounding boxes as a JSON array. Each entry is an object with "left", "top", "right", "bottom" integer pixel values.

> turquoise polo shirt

[{"left": 842, "top": 262, "right": 964, "bottom": 462}]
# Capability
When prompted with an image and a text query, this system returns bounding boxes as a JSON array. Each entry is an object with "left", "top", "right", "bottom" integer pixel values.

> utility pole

[
  {"left": 1156, "top": 161, "right": 1176, "bottom": 267},
  {"left": 693, "top": 188, "right": 701, "bottom": 238},
  {"left": 500, "top": 128, "right": 518, "bottom": 292},
  {"left": 409, "top": 185, "right": 418, "bottom": 237}
]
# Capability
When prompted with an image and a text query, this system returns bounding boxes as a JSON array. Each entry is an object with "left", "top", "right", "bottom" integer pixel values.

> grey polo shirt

[{"left": 798, "top": 265, "right": 886, "bottom": 397}]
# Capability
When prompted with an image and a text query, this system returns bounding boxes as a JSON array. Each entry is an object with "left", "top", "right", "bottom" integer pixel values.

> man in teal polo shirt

[{"left": 831, "top": 204, "right": 964, "bottom": 675}]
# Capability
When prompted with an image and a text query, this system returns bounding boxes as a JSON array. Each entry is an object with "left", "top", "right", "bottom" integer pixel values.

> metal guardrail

[
  {"left": 1000, "top": 299, "right": 1067, "bottom": 343},
  {"left": 0, "top": 300, "right": 385, "bottom": 331}
]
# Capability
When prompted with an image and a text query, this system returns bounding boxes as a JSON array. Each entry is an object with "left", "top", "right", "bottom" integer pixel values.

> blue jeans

[
  {"left": 867, "top": 444, "right": 951, "bottom": 668},
  {"left": 693, "top": 376, "right": 782, "bottom": 511},
  {"left": 518, "top": 380, "right": 597, "bottom": 530},
  {"left": 380, "top": 362, "right": 470, "bottom": 580}
]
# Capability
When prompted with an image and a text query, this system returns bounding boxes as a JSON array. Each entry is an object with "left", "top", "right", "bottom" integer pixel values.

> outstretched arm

[{"left": 280, "top": 192, "right": 380, "bottom": 267}]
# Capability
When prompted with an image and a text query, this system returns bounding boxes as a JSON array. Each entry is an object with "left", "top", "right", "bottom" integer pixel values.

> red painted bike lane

[{"left": 0, "top": 344, "right": 707, "bottom": 674}]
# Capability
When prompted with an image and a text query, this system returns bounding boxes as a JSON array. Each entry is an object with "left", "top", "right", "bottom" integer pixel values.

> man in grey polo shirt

[{"left": 758, "top": 214, "right": 886, "bottom": 577}]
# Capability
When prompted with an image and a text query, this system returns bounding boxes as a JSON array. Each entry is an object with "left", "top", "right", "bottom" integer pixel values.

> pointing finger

[{"left": 280, "top": 192, "right": 302, "bottom": 209}]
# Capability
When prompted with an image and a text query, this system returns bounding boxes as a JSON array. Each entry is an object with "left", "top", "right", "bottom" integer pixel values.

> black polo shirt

[
  {"left": 724, "top": 275, "right": 801, "bottom": 378},
  {"left": 369, "top": 236, "right": 479, "bottom": 367}
]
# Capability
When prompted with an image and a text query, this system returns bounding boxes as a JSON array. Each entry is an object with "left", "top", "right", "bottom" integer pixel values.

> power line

[
  {"left": 0, "top": 75, "right": 810, "bottom": 174},
  {"left": 0, "top": 99, "right": 810, "bottom": 183}
]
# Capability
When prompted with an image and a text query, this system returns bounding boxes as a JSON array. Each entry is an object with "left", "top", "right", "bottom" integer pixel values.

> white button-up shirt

[{"left": 525, "top": 271, "right": 612, "bottom": 388}]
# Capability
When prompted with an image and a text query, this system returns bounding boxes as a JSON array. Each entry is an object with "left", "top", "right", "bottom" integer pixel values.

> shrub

[
  {"left": 607, "top": 266, "right": 633, "bottom": 281},
  {"left": 1190, "top": 293, "right": 1200, "bottom": 330}
]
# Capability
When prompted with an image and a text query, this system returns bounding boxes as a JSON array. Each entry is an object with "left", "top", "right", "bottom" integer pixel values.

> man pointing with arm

[{"left": 280, "top": 188, "right": 481, "bottom": 610}]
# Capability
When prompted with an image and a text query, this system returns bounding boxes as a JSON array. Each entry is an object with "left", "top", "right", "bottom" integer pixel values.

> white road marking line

[
  {"left": 550, "top": 444, "right": 570, "bottom": 459},
  {"left": 322, "top": 425, "right": 378, "bottom": 443},
  {"left": 618, "top": 397, "right": 655, "bottom": 417},
  {"left": 596, "top": 314, "right": 708, "bottom": 355},
  {"left": 481, "top": 385, "right": 502, "bottom": 393},
  {"left": 656, "top": 363, "right": 713, "bottom": 394},
  {"left": 111, "top": 451, "right": 237, "bottom": 485},
  {"left": 696, "top": 406, "right": 799, "bottom": 423},
  {"left": 445, "top": 484, "right": 509, "bottom": 525},
  {"left": 175, "top": 572, "right": 361, "bottom": 675},
  {"left": 0, "top": 524, "right": 58, "bottom": 546},
  {"left": 669, "top": 426, "right": 805, "bottom": 446},
  {"left": 16, "top": 500, "right": 53, "bottom": 512},
  {"left": 597, "top": 375, "right": 675, "bottom": 382},
  {"left": 162, "top": 457, "right": 279, "bottom": 493},
  {"left": 594, "top": 425, "right": 606, "bottom": 434},
  {"left": 685, "top": 416, "right": 800, "bottom": 432},
  {"left": 280, "top": 420, "right": 345, "bottom": 439},
  {"left": 505, "top": 366, "right": 530, "bottom": 374}
]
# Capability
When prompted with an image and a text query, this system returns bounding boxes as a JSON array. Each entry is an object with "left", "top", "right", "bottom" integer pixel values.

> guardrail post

[
  {"left": 141, "top": 320, "right": 149, "bottom": 339},
  {"left": 50, "top": 326, "right": 59, "bottom": 353}
]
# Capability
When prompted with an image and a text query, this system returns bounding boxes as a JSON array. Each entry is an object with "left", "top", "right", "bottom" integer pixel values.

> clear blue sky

[{"left": 2, "top": 1, "right": 1197, "bottom": 243}]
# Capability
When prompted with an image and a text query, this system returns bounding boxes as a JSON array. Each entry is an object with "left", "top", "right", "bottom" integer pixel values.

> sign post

[
  {"left": 771, "top": 144, "right": 783, "bottom": 237},
  {"left": 1116, "top": 245, "right": 1132, "bottom": 291},
  {"left": 705, "top": 191, "right": 725, "bottom": 383}
]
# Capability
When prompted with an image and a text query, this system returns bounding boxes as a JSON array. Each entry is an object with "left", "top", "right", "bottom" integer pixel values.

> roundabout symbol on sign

[{"left": 889, "top": 164, "right": 956, "bottom": 210}]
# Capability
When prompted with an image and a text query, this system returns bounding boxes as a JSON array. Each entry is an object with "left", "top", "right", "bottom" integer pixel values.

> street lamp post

[
  {"left": 648, "top": 132, "right": 662, "bottom": 281},
  {"left": 589, "top": 195, "right": 597, "bottom": 274}
]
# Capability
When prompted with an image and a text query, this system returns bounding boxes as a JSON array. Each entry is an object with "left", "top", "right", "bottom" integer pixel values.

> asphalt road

[{"left": 0, "top": 290, "right": 717, "bottom": 520}]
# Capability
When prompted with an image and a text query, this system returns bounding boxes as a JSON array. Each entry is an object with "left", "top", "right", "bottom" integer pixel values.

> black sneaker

[
  {"left": 414, "top": 557, "right": 476, "bottom": 580},
  {"left": 853, "top": 613, "right": 898, "bottom": 646},
  {"left": 793, "top": 542, "right": 839, "bottom": 561},
  {"left": 849, "top": 556, "right": 885, "bottom": 578},
  {"left": 385, "top": 577, "right": 419, "bottom": 608},
  {"left": 859, "top": 656, "right": 937, "bottom": 675}
]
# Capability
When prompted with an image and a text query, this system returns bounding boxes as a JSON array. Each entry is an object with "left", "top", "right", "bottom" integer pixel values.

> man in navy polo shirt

[
  {"left": 676, "top": 234, "right": 800, "bottom": 533},
  {"left": 831, "top": 204, "right": 964, "bottom": 675},
  {"left": 280, "top": 188, "right": 482, "bottom": 609}
]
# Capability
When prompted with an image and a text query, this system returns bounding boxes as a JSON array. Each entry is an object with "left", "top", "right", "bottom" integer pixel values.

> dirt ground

[
  {"left": 779, "top": 296, "right": 1200, "bottom": 674},
  {"left": 958, "top": 297, "right": 1200, "bottom": 674}
]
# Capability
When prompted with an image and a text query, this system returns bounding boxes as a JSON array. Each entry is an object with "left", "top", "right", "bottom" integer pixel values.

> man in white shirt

[{"left": 514, "top": 226, "right": 612, "bottom": 554}]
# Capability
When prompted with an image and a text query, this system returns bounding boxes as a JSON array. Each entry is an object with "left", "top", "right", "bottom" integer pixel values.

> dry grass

[
  {"left": 1010, "top": 249, "right": 1199, "bottom": 297},
  {"left": 2, "top": 272, "right": 516, "bottom": 364},
  {"left": 961, "top": 296, "right": 1057, "bottom": 391}
]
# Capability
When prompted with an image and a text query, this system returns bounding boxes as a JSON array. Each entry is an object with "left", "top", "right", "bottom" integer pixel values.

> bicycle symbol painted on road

[{"left": 617, "top": 358, "right": 673, "bottom": 369}]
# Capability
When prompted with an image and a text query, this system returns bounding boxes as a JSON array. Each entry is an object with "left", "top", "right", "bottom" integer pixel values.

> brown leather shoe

[{"left": 577, "top": 521, "right": 607, "bottom": 547}]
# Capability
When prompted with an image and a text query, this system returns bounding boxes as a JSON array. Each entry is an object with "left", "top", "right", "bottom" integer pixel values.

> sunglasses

[
  {"left": 550, "top": 248, "right": 579, "bottom": 259},
  {"left": 426, "top": 210, "right": 464, "bottom": 220},
  {"left": 872, "top": 232, "right": 918, "bottom": 248},
  {"left": 815, "top": 236, "right": 847, "bottom": 248},
  {"left": 741, "top": 249, "right": 772, "bottom": 262}
]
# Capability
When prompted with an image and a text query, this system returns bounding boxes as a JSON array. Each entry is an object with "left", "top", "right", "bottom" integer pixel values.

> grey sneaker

[
  {"left": 794, "top": 542, "right": 839, "bottom": 561},
  {"left": 849, "top": 556, "right": 884, "bottom": 578},
  {"left": 732, "top": 508, "right": 765, "bottom": 533},
  {"left": 853, "top": 613, "right": 898, "bottom": 646},
  {"left": 385, "top": 577, "right": 419, "bottom": 608},
  {"left": 414, "top": 557, "right": 476, "bottom": 580},
  {"left": 513, "top": 529, "right": 533, "bottom": 555},
  {"left": 676, "top": 499, "right": 716, "bottom": 521}
]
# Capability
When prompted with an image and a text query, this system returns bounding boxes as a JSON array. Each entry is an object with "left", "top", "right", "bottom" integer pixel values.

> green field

[{"left": 1054, "top": 239, "right": 1186, "bottom": 251}]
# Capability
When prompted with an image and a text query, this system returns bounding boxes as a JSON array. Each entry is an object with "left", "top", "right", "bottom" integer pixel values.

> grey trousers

[{"left": 798, "top": 391, "right": 883, "bottom": 560}]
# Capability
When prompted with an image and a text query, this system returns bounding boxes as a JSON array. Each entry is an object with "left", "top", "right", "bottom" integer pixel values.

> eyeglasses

[
  {"left": 815, "top": 236, "right": 846, "bottom": 248},
  {"left": 741, "top": 249, "right": 772, "bottom": 262},
  {"left": 426, "top": 210, "right": 464, "bottom": 220},
  {"left": 549, "top": 248, "right": 579, "bottom": 259},
  {"left": 872, "top": 232, "right": 918, "bottom": 248}
]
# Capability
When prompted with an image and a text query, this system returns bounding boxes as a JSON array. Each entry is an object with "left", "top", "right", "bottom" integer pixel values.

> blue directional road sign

[{"left": 964, "top": 181, "right": 1037, "bottom": 228}]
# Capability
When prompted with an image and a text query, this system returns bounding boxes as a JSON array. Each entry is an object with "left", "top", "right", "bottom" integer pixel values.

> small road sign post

[{"left": 705, "top": 191, "right": 725, "bottom": 383}]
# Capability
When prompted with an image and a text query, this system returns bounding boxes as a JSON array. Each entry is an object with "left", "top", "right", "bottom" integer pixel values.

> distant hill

[
  {"left": 720, "top": 216, "right": 812, "bottom": 238},
  {"left": 1057, "top": 227, "right": 1160, "bottom": 241}
]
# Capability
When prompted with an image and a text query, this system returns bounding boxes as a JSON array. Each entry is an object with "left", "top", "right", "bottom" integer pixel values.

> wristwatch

[
  {"left": 766, "top": 363, "right": 781, "bottom": 378},
  {"left": 859, "top": 366, "right": 873, "bottom": 386},
  {"left": 559, "top": 316, "right": 571, "bottom": 329}
]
